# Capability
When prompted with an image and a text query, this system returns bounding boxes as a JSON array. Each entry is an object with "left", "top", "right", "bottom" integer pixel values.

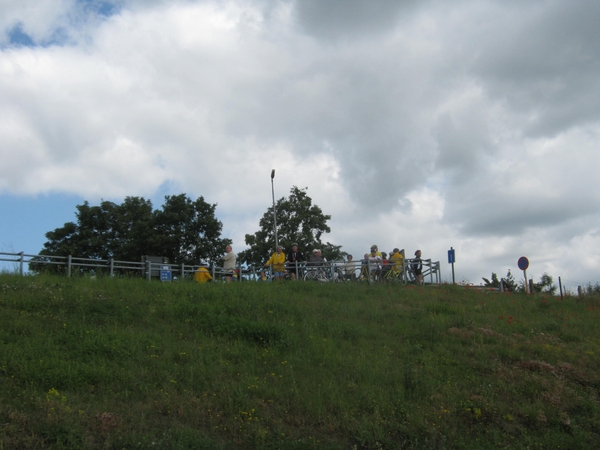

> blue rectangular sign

[
  {"left": 160, "top": 265, "right": 172, "bottom": 282},
  {"left": 448, "top": 249, "right": 455, "bottom": 264}
]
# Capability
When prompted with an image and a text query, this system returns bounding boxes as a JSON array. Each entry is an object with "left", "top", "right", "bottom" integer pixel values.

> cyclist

[
  {"left": 343, "top": 254, "right": 356, "bottom": 280},
  {"left": 194, "top": 261, "right": 213, "bottom": 283},
  {"left": 390, "top": 248, "right": 404, "bottom": 275},
  {"left": 265, "top": 245, "right": 286, "bottom": 281},
  {"left": 380, "top": 252, "right": 392, "bottom": 276},
  {"left": 412, "top": 250, "right": 423, "bottom": 285},
  {"left": 221, "top": 244, "right": 236, "bottom": 282},
  {"left": 308, "top": 249, "right": 325, "bottom": 266},
  {"left": 305, "top": 249, "right": 327, "bottom": 280},
  {"left": 370, "top": 245, "right": 382, "bottom": 257},
  {"left": 368, "top": 247, "right": 382, "bottom": 281},
  {"left": 359, "top": 253, "right": 370, "bottom": 280},
  {"left": 286, "top": 243, "right": 305, "bottom": 280}
]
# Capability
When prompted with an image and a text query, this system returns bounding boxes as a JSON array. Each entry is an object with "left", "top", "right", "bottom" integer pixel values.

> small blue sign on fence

[
  {"left": 448, "top": 248, "right": 455, "bottom": 264},
  {"left": 160, "top": 265, "right": 172, "bottom": 282}
]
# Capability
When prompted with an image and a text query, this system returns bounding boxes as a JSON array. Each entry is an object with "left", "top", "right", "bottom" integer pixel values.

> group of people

[
  {"left": 193, "top": 244, "right": 237, "bottom": 283},
  {"left": 262, "top": 243, "right": 424, "bottom": 284},
  {"left": 194, "top": 243, "right": 424, "bottom": 284},
  {"left": 355, "top": 245, "right": 423, "bottom": 284},
  {"left": 262, "top": 244, "right": 328, "bottom": 281}
]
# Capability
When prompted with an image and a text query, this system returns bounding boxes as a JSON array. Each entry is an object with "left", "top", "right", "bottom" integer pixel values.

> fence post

[
  {"left": 146, "top": 260, "right": 151, "bottom": 282},
  {"left": 427, "top": 259, "right": 431, "bottom": 284},
  {"left": 559, "top": 276, "right": 563, "bottom": 300},
  {"left": 109, "top": 258, "right": 114, "bottom": 277},
  {"left": 67, "top": 255, "right": 72, "bottom": 277},
  {"left": 180, "top": 263, "right": 185, "bottom": 280},
  {"left": 19, "top": 252, "right": 24, "bottom": 276}
]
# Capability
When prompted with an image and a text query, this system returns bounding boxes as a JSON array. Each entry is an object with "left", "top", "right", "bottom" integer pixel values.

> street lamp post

[{"left": 271, "top": 169, "right": 278, "bottom": 250}]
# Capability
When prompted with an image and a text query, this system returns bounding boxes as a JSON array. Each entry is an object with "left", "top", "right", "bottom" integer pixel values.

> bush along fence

[{"left": 0, "top": 251, "right": 440, "bottom": 285}]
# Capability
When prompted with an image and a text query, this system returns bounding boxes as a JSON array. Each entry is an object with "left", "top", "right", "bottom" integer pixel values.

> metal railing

[{"left": 0, "top": 251, "right": 441, "bottom": 285}]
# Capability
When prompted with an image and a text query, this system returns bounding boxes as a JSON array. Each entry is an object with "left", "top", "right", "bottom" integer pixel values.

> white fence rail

[{"left": 0, "top": 251, "right": 440, "bottom": 285}]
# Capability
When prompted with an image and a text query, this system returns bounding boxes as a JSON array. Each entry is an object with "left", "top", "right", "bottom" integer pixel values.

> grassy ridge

[{"left": 1, "top": 275, "right": 599, "bottom": 449}]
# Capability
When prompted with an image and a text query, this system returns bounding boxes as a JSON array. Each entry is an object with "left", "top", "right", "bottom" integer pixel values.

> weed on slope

[{"left": 1, "top": 275, "right": 599, "bottom": 449}]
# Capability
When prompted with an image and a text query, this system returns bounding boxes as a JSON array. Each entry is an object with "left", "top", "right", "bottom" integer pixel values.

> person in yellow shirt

[
  {"left": 265, "top": 245, "right": 286, "bottom": 281},
  {"left": 370, "top": 244, "right": 382, "bottom": 257},
  {"left": 194, "top": 262, "right": 213, "bottom": 283},
  {"left": 390, "top": 248, "right": 404, "bottom": 274}
]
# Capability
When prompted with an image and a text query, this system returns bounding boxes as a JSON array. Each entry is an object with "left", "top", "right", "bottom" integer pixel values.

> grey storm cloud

[
  {"left": 2, "top": 0, "right": 600, "bottom": 286},
  {"left": 292, "top": 0, "right": 419, "bottom": 39}
]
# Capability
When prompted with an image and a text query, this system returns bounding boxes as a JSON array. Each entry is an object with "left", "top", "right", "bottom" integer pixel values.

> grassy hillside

[{"left": 1, "top": 274, "right": 599, "bottom": 449}]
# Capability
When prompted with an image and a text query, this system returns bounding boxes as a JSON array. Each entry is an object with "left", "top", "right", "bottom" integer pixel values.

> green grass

[{"left": 1, "top": 274, "right": 599, "bottom": 449}]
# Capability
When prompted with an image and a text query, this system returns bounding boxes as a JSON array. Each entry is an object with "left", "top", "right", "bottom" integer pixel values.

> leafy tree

[
  {"left": 150, "top": 194, "right": 230, "bottom": 264},
  {"left": 239, "top": 186, "right": 344, "bottom": 266},
  {"left": 503, "top": 270, "right": 519, "bottom": 292},
  {"left": 482, "top": 270, "right": 519, "bottom": 292},
  {"left": 482, "top": 272, "right": 500, "bottom": 288},
  {"left": 584, "top": 282, "right": 600, "bottom": 295},
  {"left": 530, "top": 273, "right": 557, "bottom": 295},
  {"left": 33, "top": 194, "right": 229, "bottom": 272},
  {"left": 483, "top": 270, "right": 556, "bottom": 295},
  {"left": 38, "top": 199, "right": 149, "bottom": 261}
]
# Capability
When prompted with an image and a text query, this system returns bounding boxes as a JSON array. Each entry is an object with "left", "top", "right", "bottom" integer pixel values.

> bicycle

[
  {"left": 303, "top": 264, "right": 345, "bottom": 282},
  {"left": 358, "top": 264, "right": 382, "bottom": 283},
  {"left": 381, "top": 267, "right": 404, "bottom": 283}
]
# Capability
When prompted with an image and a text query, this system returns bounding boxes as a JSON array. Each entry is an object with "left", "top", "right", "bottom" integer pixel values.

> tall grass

[{"left": 1, "top": 274, "right": 599, "bottom": 449}]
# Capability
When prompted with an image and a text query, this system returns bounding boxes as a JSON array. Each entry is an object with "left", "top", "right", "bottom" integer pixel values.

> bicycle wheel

[
  {"left": 358, "top": 266, "right": 370, "bottom": 281},
  {"left": 304, "top": 269, "right": 318, "bottom": 281}
]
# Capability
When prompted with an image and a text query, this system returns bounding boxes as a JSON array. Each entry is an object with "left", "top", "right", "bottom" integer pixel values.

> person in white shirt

[{"left": 221, "top": 244, "right": 236, "bottom": 282}]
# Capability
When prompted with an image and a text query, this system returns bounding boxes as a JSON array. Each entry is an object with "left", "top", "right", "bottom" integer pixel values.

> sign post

[
  {"left": 160, "top": 265, "right": 172, "bottom": 282},
  {"left": 448, "top": 247, "right": 456, "bottom": 284},
  {"left": 517, "top": 257, "right": 529, "bottom": 294}
]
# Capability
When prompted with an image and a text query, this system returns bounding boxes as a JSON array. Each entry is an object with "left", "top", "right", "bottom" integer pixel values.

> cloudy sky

[{"left": 1, "top": 0, "right": 599, "bottom": 290}]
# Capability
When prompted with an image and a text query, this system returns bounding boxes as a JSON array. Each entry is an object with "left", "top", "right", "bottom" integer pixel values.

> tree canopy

[
  {"left": 239, "top": 186, "right": 344, "bottom": 266},
  {"left": 483, "top": 270, "right": 556, "bottom": 294},
  {"left": 34, "top": 194, "right": 230, "bottom": 270}
]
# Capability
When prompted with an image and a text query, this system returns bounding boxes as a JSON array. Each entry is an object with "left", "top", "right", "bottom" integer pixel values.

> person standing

[
  {"left": 308, "top": 249, "right": 325, "bottom": 266},
  {"left": 265, "top": 245, "right": 286, "bottom": 281},
  {"left": 390, "top": 248, "right": 404, "bottom": 275},
  {"left": 286, "top": 243, "right": 305, "bottom": 280},
  {"left": 370, "top": 245, "right": 382, "bottom": 257},
  {"left": 368, "top": 247, "right": 382, "bottom": 281},
  {"left": 412, "top": 250, "right": 423, "bottom": 285},
  {"left": 221, "top": 244, "right": 236, "bottom": 282}
]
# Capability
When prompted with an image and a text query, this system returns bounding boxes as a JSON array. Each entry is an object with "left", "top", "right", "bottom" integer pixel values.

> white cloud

[{"left": 1, "top": 0, "right": 600, "bottom": 289}]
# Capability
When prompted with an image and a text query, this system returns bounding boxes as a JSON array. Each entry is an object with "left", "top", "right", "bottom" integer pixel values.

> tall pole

[
  {"left": 450, "top": 247, "right": 455, "bottom": 285},
  {"left": 271, "top": 169, "right": 278, "bottom": 250}
]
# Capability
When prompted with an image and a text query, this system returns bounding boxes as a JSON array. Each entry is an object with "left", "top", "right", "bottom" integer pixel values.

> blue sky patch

[
  {"left": 78, "top": 0, "right": 119, "bottom": 17},
  {"left": 8, "top": 24, "right": 36, "bottom": 48}
]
